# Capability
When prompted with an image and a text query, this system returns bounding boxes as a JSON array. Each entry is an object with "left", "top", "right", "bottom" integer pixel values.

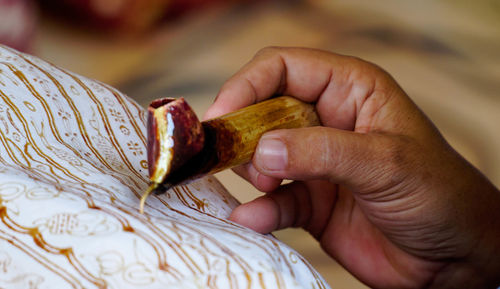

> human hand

[{"left": 204, "top": 47, "right": 500, "bottom": 289}]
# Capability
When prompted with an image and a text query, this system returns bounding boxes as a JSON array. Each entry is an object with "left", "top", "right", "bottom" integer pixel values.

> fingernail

[{"left": 257, "top": 137, "right": 287, "bottom": 171}]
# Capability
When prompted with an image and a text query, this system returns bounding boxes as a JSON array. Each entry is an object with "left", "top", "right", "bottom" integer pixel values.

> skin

[{"left": 203, "top": 47, "right": 500, "bottom": 289}]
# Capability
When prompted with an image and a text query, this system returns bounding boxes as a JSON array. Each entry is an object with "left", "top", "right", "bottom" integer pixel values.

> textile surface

[{"left": 0, "top": 45, "right": 329, "bottom": 289}]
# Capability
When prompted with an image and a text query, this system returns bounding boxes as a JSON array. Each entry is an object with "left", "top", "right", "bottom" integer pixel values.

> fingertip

[
  {"left": 255, "top": 174, "right": 282, "bottom": 192},
  {"left": 249, "top": 163, "right": 282, "bottom": 192},
  {"left": 229, "top": 197, "right": 280, "bottom": 234},
  {"left": 202, "top": 105, "right": 225, "bottom": 121},
  {"left": 202, "top": 92, "right": 232, "bottom": 120},
  {"left": 233, "top": 163, "right": 282, "bottom": 192}
]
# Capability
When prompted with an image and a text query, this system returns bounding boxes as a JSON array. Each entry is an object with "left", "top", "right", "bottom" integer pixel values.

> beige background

[{"left": 32, "top": 1, "right": 500, "bottom": 288}]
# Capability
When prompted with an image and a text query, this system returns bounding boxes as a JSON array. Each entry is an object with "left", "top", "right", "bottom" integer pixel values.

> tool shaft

[{"left": 160, "top": 96, "right": 320, "bottom": 189}]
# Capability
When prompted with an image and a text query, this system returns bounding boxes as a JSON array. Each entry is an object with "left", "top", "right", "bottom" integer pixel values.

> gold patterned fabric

[{"left": 0, "top": 45, "right": 329, "bottom": 289}]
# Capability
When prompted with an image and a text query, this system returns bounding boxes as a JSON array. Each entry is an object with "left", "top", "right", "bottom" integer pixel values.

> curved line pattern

[{"left": 0, "top": 46, "right": 329, "bottom": 289}]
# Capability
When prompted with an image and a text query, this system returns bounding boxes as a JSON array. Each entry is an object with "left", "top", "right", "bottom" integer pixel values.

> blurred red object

[
  {"left": 0, "top": 0, "right": 37, "bottom": 51},
  {"left": 38, "top": 0, "right": 169, "bottom": 33},
  {"left": 37, "top": 0, "right": 229, "bottom": 34},
  {"left": 167, "top": 0, "right": 228, "bottom": 18}
]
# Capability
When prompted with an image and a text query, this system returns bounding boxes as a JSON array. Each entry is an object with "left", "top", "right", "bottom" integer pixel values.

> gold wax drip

[{"left": 139, "top": 182, "right": 159, "bottom": 214}]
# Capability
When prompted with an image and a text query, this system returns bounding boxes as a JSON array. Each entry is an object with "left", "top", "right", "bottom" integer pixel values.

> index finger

[
  {"left": 203, "top": 47, "right": 334, "bottom": 120},
  {"left": 203, "top": 47, "right": 396, "bottom": 132}
]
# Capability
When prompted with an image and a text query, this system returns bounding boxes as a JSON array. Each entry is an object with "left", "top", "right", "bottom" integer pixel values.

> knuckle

[
  {"left": 318, "top": 128, "right": 334, "bottom": 177},
  {"left": 298, "top": 127, "right": 334, "bottom": 178},
  {"left": 255, "top": 46, "right": 281, "bottom": 57},
  {"left": 348, "top": 55, "right": 389, "bottom": 77},
  {"left": 345, "top": 56, "right": 396, "bottom": 89}
]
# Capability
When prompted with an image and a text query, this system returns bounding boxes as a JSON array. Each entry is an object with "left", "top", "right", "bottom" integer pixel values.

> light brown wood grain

[{"left": 204, "top": 96, "right": 321, "bottom": 173}]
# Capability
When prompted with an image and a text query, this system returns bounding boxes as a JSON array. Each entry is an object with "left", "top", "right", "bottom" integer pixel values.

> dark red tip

[{"left": 147, "top": 97, "right": 204, "bottom": 182}]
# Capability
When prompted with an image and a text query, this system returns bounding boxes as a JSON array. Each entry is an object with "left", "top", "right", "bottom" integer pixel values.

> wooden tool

[{"left": 140, "top": 96, "right": 320, "bottom": 213}]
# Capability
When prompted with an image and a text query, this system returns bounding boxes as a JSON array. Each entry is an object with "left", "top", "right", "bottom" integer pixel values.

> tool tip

[{"left": 139, "top": 183, "right": 159, "bottom": 214}]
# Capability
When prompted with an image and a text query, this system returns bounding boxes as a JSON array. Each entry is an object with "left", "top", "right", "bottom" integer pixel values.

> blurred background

[{"left": 1, "top": 0, "right": 499, "bottom": 288}]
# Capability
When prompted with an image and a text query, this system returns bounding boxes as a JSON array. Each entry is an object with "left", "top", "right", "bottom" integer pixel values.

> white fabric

[{"left": 0, "top": 45, "right": 330, "bottom": 289}]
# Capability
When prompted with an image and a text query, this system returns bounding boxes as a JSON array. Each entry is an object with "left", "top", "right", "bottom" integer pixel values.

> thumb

[{"left": 253, "top": 127, "right": 407, "bottom": 192}]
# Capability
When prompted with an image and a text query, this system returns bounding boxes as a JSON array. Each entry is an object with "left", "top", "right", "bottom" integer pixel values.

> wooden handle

[{"left": 204, "top": 96, "right": 320, "bottom": 173}]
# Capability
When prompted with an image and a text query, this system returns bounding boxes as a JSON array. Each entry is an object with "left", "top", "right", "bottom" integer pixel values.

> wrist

[
  {"left": 468, "top": 185, "right": 500, "bottom": 288},
  {"left": 432, "top": 184, "right": 500, "bottom": 289},
  {"left": 472, "top": 214, "right": 500, "bottom": 288},
  {"left": 430, "top": 261, "right": 499, "bottom": 289}
]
